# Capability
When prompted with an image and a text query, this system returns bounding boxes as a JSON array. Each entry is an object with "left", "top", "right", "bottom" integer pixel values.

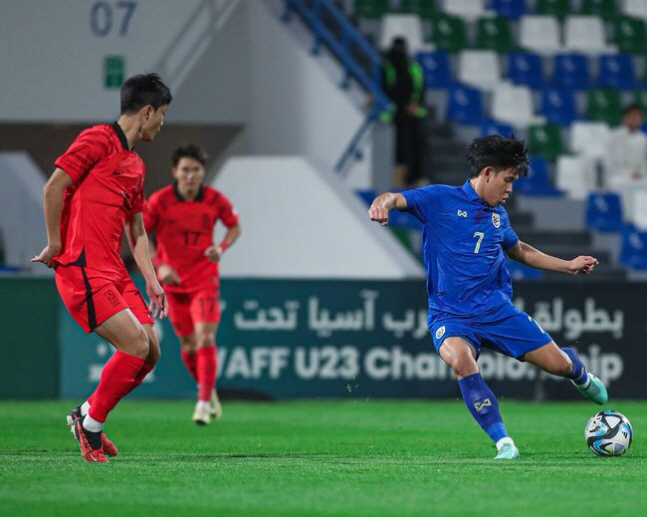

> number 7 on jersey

[{"left": 473, "top": 232, "right": 484, "bottom": 253}]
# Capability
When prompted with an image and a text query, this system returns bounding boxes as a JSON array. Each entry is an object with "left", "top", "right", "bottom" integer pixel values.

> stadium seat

[
  {"left": 397, "top": 0, "right": 438, "bottom": 19},
  {"left": 445, "top": 82, "right": 484, "bottom": 125},
  {"left": 623, "top": 0, "right": 647, "bottom": 21},
  {"left": 539, "top": 87, "right": 578, "bottom": 126},
  {"left": 519, "top": 15, "right": 562, "bottom": 54},
  {"left": 430, "top": 13, "right": 468, "bottom": 53},
  {"left": 535, "top": 0, "right": 571, "bottom": 19},
  {"left": 620, "top": 224, "right": 647, "bottom": 269},
  {"left": 611, "top": 16, "right": 647, "bottom": 55},
  {"left": 489, "top": 0, "right": 527, "bottom": 20},
  {"left": 580, "top": 0, "right": 619, "bottom": 20},
  {"left": 480, "top": 118, "right": 514, "bottom": 137},
  {"left": 597, "top": 53, "right": 636, "bottom": 89},
  {"left": 570, "top": 121, "right": 611, "bottom": 159},
  {"left": 585, "top": 192, "right": 624, "bottom": 232},
  {"left": 515, "top": 156, "right": 562, "bottom": 196},
  {"left": 564, "top": 15, "right": 617, "bottom": 54},
  {"left": 416, "top": 51, "right": 452, "bottom": 88},
  {"left": 527, "top": 124, "right": 563, "bottom": 161},
  {"left": 633, "top": 89, "right": 647, "bottom": 112},
  {"left": 507, "top": 52, "right": 544, "bottom": 89},
  {"left": 379, "top": 14, "right": 424, "bottom": 52},
  {"left": 556, "top": 155, "right": 595, "bottom": 200},
  {"left": 355, "top": 188, "right": 377, "bottom": 206},
  {"left": 492, "top": 83, "right": 546, "bottom": 128},
  {"left": 457, "top": 50, "right": 502, "bottom": 90},
  {"left": 631, "top": 189, "right": 647, "bottom": 230},
  {"left": 585, "top": 88, "right": 622, "bottom": 125},
  {"left": 552, "top": 53, "right": 591, "bottom": 89},
  {"left": 475, "top": 16, "right": 515, "bottom": 53},
  {"left": 353, "top": 0, "right": 390, "bottom": 19},
  {"left": 443, "top": 0, "right": 494, "bottom": 20}
]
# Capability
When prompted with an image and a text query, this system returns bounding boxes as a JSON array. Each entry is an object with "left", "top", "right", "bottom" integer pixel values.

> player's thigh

[
  {"left": 56, "top": 266, "right": 131, "bottom": 333},
  {"left": 166, "top": 290, "right": 195, "bottom": 338},
  {"left": 94, "top": 308, "right": 149, "bottom": 358},
  {"left": 189, "top": 285, "right": 220, "bottom": 327},
  {"left": 521, "top": 341, "right": 572, "bottom": 376},
  {"left": 437, "top": 336, "right": 479, "bottom": 378}
]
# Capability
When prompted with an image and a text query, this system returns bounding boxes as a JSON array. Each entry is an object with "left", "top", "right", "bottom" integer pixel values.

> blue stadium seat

[
  {"left": 355, "top": 189, "right": 376, "bottom": 206},
  {"left": 620, "top": 224, "right": 647, "bottom": 269},
  {"left": 489, "top": 0, "right": 528, "bottom": 19},
  {"left": 514, "top": 156, "right": 562, "bottom": 196},
  {"left": 507, "top": 52, "right": 544, "bottom": 89},
  {"left": 539, "top": 87, "right": 578, "bottom": 126},
  {"left": 416, "top": 51, "right": 452, "bottom": 88},
  {"left": 446, "top": 82, "right": 485, "bottom": 125},
  {"left": 507, "top": 259, "right": 544, "bottom": 279},
  {"left": 552, "top": 53, "right": 591, "bottom": 89},
  {"left": 598, "top": 53, "right": 636, "bottom": 89},
  {"left": 585, "top": 192, "right": 624, "bottom": 232},
  {"left": 480, "top": 118, "right": 514, "bottom": 137}
]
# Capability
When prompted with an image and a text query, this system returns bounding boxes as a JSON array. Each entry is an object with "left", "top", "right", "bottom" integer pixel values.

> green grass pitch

[{"left": 0, "top": 399, "right": 644, "bottom": 517}]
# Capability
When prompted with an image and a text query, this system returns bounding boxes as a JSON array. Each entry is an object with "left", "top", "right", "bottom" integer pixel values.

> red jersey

[
  {"left": 53, "top": 123, "right": 145, "bottom": 275},
  {"left": 144, "top": 184, "right": 239, "bottom": 292}
]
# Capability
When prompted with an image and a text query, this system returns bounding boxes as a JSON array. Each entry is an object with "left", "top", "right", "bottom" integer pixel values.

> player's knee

[
  {"left": 129, "top": 327, "right": 150, "bottom": 359},
  {"left": 147, "top": 336, "right": 161, "bottom": 365},
  {"left": 448, "top": 354, "right": 477, "bottom": 378},
  {"left": 196, "top": 333, "right": 215, "bottom": 349}
]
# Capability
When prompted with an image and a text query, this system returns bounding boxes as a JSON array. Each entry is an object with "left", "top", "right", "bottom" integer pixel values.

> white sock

[
  {"left": 81, "top": 401, "right": 91, "bottom": 416},
  {"left": 197, "top": 401, "right": 211, "bottom": 412},
  {"left": 496, "top": 437, "right": 515, "bottom": 451},
  {"left": 83, "top": 414, "right": 104, "bottom": 432}
]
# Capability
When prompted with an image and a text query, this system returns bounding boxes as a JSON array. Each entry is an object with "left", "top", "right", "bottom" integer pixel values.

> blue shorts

[{"left": 430, "top": 302, "right": 553, "bottom": 359}]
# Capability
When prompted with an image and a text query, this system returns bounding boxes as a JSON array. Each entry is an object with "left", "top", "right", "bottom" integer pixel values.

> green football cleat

[
  {"left": 574, "top": 374, "right": 608, "bottom": 405},
  {"left": 494, "top": 442, "right": 520, "bottom": 460}
]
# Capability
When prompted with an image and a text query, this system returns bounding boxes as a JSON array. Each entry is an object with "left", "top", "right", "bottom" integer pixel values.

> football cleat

[
  {"left": 73, "top": 418, "right": 108, "bottom": 463},
  {"left": 210, "top": 389, "right": 223, "bottom": 420},
  {"left": 574, "top": 374, "right": 608, "bottom": 405},
  {"left": 67, "top": 406, "right": 118, "bottom": 457},
  {"left": 193, "top": 402, "right": 211, "bottom": 426},
  {"left": 494, "top": 442, "right": 520, "bottom": 460}
]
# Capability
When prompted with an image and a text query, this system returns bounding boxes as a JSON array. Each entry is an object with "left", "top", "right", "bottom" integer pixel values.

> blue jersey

[{"left": 402, "top": 181, "right": 519, "bottom": 319}]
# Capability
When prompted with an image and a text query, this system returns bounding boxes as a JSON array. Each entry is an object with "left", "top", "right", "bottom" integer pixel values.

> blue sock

[
  {"left": 458, "top": 373, "right": 508, "bottom": 444},
  {"left": 562, "top": 347, "right": 589, "bottom": 385}
]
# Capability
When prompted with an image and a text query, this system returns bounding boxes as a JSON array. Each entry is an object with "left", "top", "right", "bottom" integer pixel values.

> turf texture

[{"left": 0, "top": 400, "right": 644, "bottom": 516}]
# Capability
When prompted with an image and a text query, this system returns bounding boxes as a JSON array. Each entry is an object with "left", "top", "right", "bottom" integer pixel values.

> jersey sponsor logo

[
  {"left": 104, "top": 289, "right": 121, "bottom": 307},
  {"left": 474, "top": 398, "right": 492, "bottom": 412},
  {"left": 492, "top": 213, "right": 501, "bottom": 228},
  {"left": 435, "top": 325, "right": 446, "bottom": 340},
  {"left": 457, "top": 209, "right": 468, "bottom": 218}
]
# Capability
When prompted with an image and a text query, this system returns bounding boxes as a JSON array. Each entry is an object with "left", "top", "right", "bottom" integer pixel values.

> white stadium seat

[
  {"left": 491, "top": 83, "right": 546, "bottom": 128},
  {"left": 570, "top": 121, "right": 611, "bottom": 159},
  {"left": 457, "top": 50, "right": 502, "bottom": 90},
  {"left": 519, "top": 15, "right": 562, "bottom": 55},
  {"left": 379, "top": 14, "right": 424, "bottom": 52},
  {"left": 563, "top": 15, "right": 617, "bottom": 54},
  {"left": 556, "top": 155, "right": 595, "bottom": 200}
]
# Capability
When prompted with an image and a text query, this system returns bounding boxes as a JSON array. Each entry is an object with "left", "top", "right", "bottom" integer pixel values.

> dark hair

[
  {"left": 465, "top": 135, "right": 530, "bottom": 177},
  {"left": 172, "top": 144, "right": 209, "bottom": 167},
  {"left": 623, "top": 103, "right": 643, "bottom": 116},
  {"left": 120, "top": 73, "right": 172, "bottom": 114}
]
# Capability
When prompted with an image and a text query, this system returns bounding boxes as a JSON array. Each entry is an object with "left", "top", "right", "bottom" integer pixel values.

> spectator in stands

[
  {"left": 604, "top": 103, "right": 647, "bottom": 189},
  {"left": 381, "top": 37, "right": 428, "bottom": 188}
]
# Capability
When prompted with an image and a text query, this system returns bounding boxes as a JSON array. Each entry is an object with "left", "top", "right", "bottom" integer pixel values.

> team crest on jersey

[
  {"left": 492, "top": 213, "right": 501, "bottom": 228},
  {"left": 435, "top": 326, "right": 446, "bottom": 340}
]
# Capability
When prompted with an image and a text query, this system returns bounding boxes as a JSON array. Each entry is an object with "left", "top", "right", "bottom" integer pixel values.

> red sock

[
  {"left": 88, "top": 350, "right": 146, "bottom": 423},
  {"left": 181, "top": 349, "right": 198, "bottom": 381},
  {"left": 86, "top": 363, "right": 152, "bottom": 409},
  {"left": 197, "top": 346, "right": 217, "bottom": 402}
]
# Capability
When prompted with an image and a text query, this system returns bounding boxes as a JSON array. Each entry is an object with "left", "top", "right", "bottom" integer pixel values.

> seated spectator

[{"left": 604, "top": 104, "right": 647, "bottom": 189}]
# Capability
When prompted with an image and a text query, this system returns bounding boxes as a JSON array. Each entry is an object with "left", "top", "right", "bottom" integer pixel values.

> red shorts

[
  {"left": 55, "top": 265, "right": 153, "bottom": 333},
  {"left": 166, "top": 284, "right": 220, "bottom": 337}
]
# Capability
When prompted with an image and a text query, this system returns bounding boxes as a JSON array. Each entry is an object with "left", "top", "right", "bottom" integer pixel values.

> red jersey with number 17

[
  {"left": 144, "top": 184, "right": 239, "bottom": 292},
  {"left": 53, "top": 123, "right": 145, "bottom": 275}
]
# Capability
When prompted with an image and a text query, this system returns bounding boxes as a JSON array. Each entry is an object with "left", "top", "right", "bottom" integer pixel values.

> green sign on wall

[{"left": 104, "top": 55, "right": 125, "bottom": 88}]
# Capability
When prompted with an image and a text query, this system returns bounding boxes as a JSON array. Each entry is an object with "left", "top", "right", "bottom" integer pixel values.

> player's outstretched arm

[
  {"left": 127, "top": 213, "right": 169, "bottom": 318},
  {"left": 368, "top": 193, "right": 408, "bottom": 226},
  {"left": 506, "top": 240, "right": 598, "bottom": 275},
  {"left": 31, "top": 168, "right": 73, "bottom": 267}
]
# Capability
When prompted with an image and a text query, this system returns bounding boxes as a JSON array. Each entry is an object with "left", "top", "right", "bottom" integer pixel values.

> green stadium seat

[
  {"left": 611, "top": 16, "right": 647, "bottom": 54},
  {"left": 353, "top": 0, "right": 390, "bottom": 19},
  {"left": 430, "top": 14, "right": 467, "bottom": 53},
  {"left": 580, "top": 0, "right": 619, "bottom": 20},
  {"left": 632, "top": 89, "right": 647, "bottom": 111},
  {"left": 526, "top": 124, "right": 563, "bottom": 162},
  {"left": 535, "top": 0, "right": 571, "bottom": 19},
  {"left": 585, "top": 89, "right": 622, "bottom": 126},
  {"left": 475, "top": 17, "right": 515, "bottom": 53},
  {"left": 397, "top": 0, "right": 437, "bottom": 19}
]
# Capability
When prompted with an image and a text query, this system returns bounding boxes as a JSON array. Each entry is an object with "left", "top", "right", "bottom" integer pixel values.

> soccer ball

[{"left": 585, "top": 410, "right": 633, "bottom": 457}]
